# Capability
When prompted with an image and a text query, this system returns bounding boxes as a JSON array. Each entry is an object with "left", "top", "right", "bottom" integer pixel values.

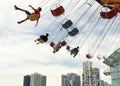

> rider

[
  {"left": 70, "top": 46, "right": 79, "bottom": 57},
  {"left": 53, "top": 41, "right": 62, "bottom": 53},
  {"left": 14, "top": 5, "right": 42, "bottom": 27},
  {"left": 34, "top": 33, "right": 49, "bottom": 44}
]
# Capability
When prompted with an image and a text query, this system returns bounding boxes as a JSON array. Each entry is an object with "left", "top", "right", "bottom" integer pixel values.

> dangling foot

[
  {"left": 37, "top": 43, "right": 39, "bottom": 45},
  {"left": 17, "top": 21, "right": 22, "bottom": 24},
  {"left": 14, "top": 5, "right": 19, "bottom": 10},
  {"left": 73, "top": 56, "right": 75, "bottom": 58}
]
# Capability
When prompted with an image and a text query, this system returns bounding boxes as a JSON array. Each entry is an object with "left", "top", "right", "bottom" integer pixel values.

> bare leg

[
  {"left": 73, "top": 53, "right": 77, "bottom": 57},
  {"left": 73, "top": 54, "right": 76, "bottom": 57},
  {"left": 14, "top": 5, "right": 27, "bottom": 12},
  {"left": 17, "top": 17, "right": 28, "bottom": 24}
]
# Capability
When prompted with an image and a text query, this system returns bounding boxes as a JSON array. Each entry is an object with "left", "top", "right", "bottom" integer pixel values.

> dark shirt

[
  {"left": 73, "top": 48, "right": 79, "bottom": 53},
  {"left": 40, "top": 35, "right": 48, "bottom": 42}
]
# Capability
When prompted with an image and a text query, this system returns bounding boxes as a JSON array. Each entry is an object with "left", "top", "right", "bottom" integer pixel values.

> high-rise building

[
  {"left": 23, "top": 75, "right": 31, "bottom": 86},
  {"left": 62, "top": 73, "right": 81, "bottom": 86},
  {"left": 23, "top": 73, "right": 46, "bottom": 86},
  {"left": 82, "top": 61, "right": 100, "bottom": 86},
  {"left": 100, "top": 80, "right": 104, "bottom": 86},
  {"left": 100, "top": 80, "right": 112, "bottom": 86},
  {"left": 30, "top": 73, "right": 46, "bottom": 86},
  {"left": 104, "top": 82, "right": 111, "bottom": 86}
]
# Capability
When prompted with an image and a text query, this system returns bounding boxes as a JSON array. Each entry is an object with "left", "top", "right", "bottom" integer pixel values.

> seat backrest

[
  {"left": 51, "top": 6, "right": 65, "bottom": 16},
  {"left": 62, "top": 20, "right": 73, "bottom": 29},
  {"left": 100, "top": 8, "right": 118, "bottom": 19},
  {"left": 68, "top": 28, "right": 79, "bottom": 37},
  {"left": 60, "top": 41, "right": 67, "bottom": 46},
  {"left": 66, "top": 46, "right": 70, "bottom": 51},
  {"left": 50, "top": 42, "right": 55, "bottom": 47},
  {"left": 86, "top": 54, "right": 92, "bottom": 59}
]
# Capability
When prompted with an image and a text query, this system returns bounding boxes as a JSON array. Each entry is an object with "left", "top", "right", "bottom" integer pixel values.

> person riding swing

[
  {"left": 14, "top": 5, "right": 42, "bottom": 27},
  {"left": 34, "top": 33, "right": 49, "bottom": 44},
  {"left": 70, "top": 46, "right": 79, "bottom": 57}
]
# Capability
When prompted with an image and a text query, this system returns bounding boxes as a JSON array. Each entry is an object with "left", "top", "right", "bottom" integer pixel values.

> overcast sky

[{"left": 1, "top": 0, "right": 120, "bottom": 86}]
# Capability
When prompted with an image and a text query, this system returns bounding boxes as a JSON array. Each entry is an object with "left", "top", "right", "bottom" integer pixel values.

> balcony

[{"left": 103, "top": 48, "right": 120, "bottom": 67}]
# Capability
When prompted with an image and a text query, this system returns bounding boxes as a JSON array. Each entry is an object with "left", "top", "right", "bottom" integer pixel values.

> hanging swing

[
  {"left": 100, "top": 7, "right": 118, "bottom": 19},
  {"left": 50, "top": 41, "right": 66, "bottom": 47},
  {"left": 68, "top": 27, "right": 79, "bottom": 37},
  {"left": 50, "top": 3, "right": 65, "bottom": 16},
  {"left": 97, "top": 55, "right": 102, "bottom": 60},
  {"left": 62, "top": 19, "right": 73, "bottom": 29},
  {"left": 60, "top": 41, "right": 67, "bottom": 46},
  {"left": 86, "top": 53, "right": 93, "bottom": 59},
  {"left": 66, "top": 45, "right": 70, "bottom": 51},
  {"left": 50, "top": 42, "right": 55, "bottom": 47},
  {"left": 61, "top": 18, "right": 79, "bottom": 37}
]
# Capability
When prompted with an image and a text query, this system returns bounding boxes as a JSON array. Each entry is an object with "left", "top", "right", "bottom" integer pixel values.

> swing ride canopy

[{"left": 96, "top": 0, "right": 120, "bottom": 11}]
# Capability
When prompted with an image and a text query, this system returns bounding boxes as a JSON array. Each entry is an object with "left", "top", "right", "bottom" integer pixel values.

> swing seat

[
  {"left": 50, "top": 42, "right": 55, "bottom": 47},
  {"left": 60, "top": 41, "right": 66, "bottom": 46},
  {"left": 62, "top": 20, "right": 73, "bottom": 29},
  {"left": 86, "top": 54, "right": 92, "bottom": 59},
  {"left": 51, "top": 6, "right": 65, "bottom": 16},
  {"left": 100, "top": 8, "right": 118, "bottom": 19},
  {"left": 97, "top": 55, "right": 102, "bottom": 60},
  {"left": 68, "top": 28, "right": 79, "bottom": 37},
  {"left": 66, "top": 46, "right": 70, "bottom": 51}
]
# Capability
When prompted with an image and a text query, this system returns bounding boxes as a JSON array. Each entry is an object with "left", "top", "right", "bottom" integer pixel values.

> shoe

[
  {"left": 17, "top": 21, "right": 21, "bottom": 24},
  {"left": 73, "top": 56, "right": 75, "bottom": 58},
  {"left": 14, "top": 5, "right": 19, "bottom": 10}
]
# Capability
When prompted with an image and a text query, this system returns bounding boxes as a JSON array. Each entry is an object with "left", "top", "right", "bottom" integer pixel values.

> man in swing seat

[
  {"left": 70, "top": 46, "right": 79, "bottom": 57},
  {"left": 14, "top": 5, "right": 42, "bottom": 27},
  {"left": 34, "top": 33, "right": 49, "bottom": 44},
  {"left": 53, "top": 41, "right": 62, "bottom": 53}
]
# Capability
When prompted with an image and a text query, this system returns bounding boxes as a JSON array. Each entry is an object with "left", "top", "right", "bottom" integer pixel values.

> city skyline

[
  {"left": 0, "top": 0, "right": 118, "bottom": 86},
  {"left": 23, "top": 69, "right": 111, "bottom": 86}
]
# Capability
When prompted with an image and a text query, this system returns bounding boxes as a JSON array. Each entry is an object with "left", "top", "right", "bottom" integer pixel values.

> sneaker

[
  {"left": 17, "top": 21, "right": 22, "bottom": 24},
  {"left": 14, "top": 5, "right": 19, "bottom": 10}
]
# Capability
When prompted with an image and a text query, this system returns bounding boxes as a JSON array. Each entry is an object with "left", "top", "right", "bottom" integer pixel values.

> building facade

[
  {"left": 110, "top": 61, "right": 120, "bottom": 86},
  {"left": 23, "top": 73, "right": 46, "bottom": 86},
  {"left": 103, "top": 48, "right": 120, "bottom": 86},
  {"left": 82, "top": 61, "right": 100, "bottom": 86},
  {"left": 23, "top": 75, "right": 31, "bottom": 86},
  {"left": 104, "top": 82, "right": 111, "bottom": 86},
  {"left": 62, "top": 73, "right": 81, "bottom": 86},
  {"left": 100, "top": 80, "right": 104, "bottom": 86},
  {"left": 30, "top": 73, "right": 46, "bottom": 86}
]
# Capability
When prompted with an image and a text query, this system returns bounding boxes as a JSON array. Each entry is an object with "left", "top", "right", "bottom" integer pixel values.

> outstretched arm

[
  {"left": 35, "top": 19, "right": 39, "bottom": 27},
  {"left": 29, "top": 5, "right": 36, "bottom": 10},
  {"left": 35, "top": 14, "right": 40, "bottom": 27}
]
